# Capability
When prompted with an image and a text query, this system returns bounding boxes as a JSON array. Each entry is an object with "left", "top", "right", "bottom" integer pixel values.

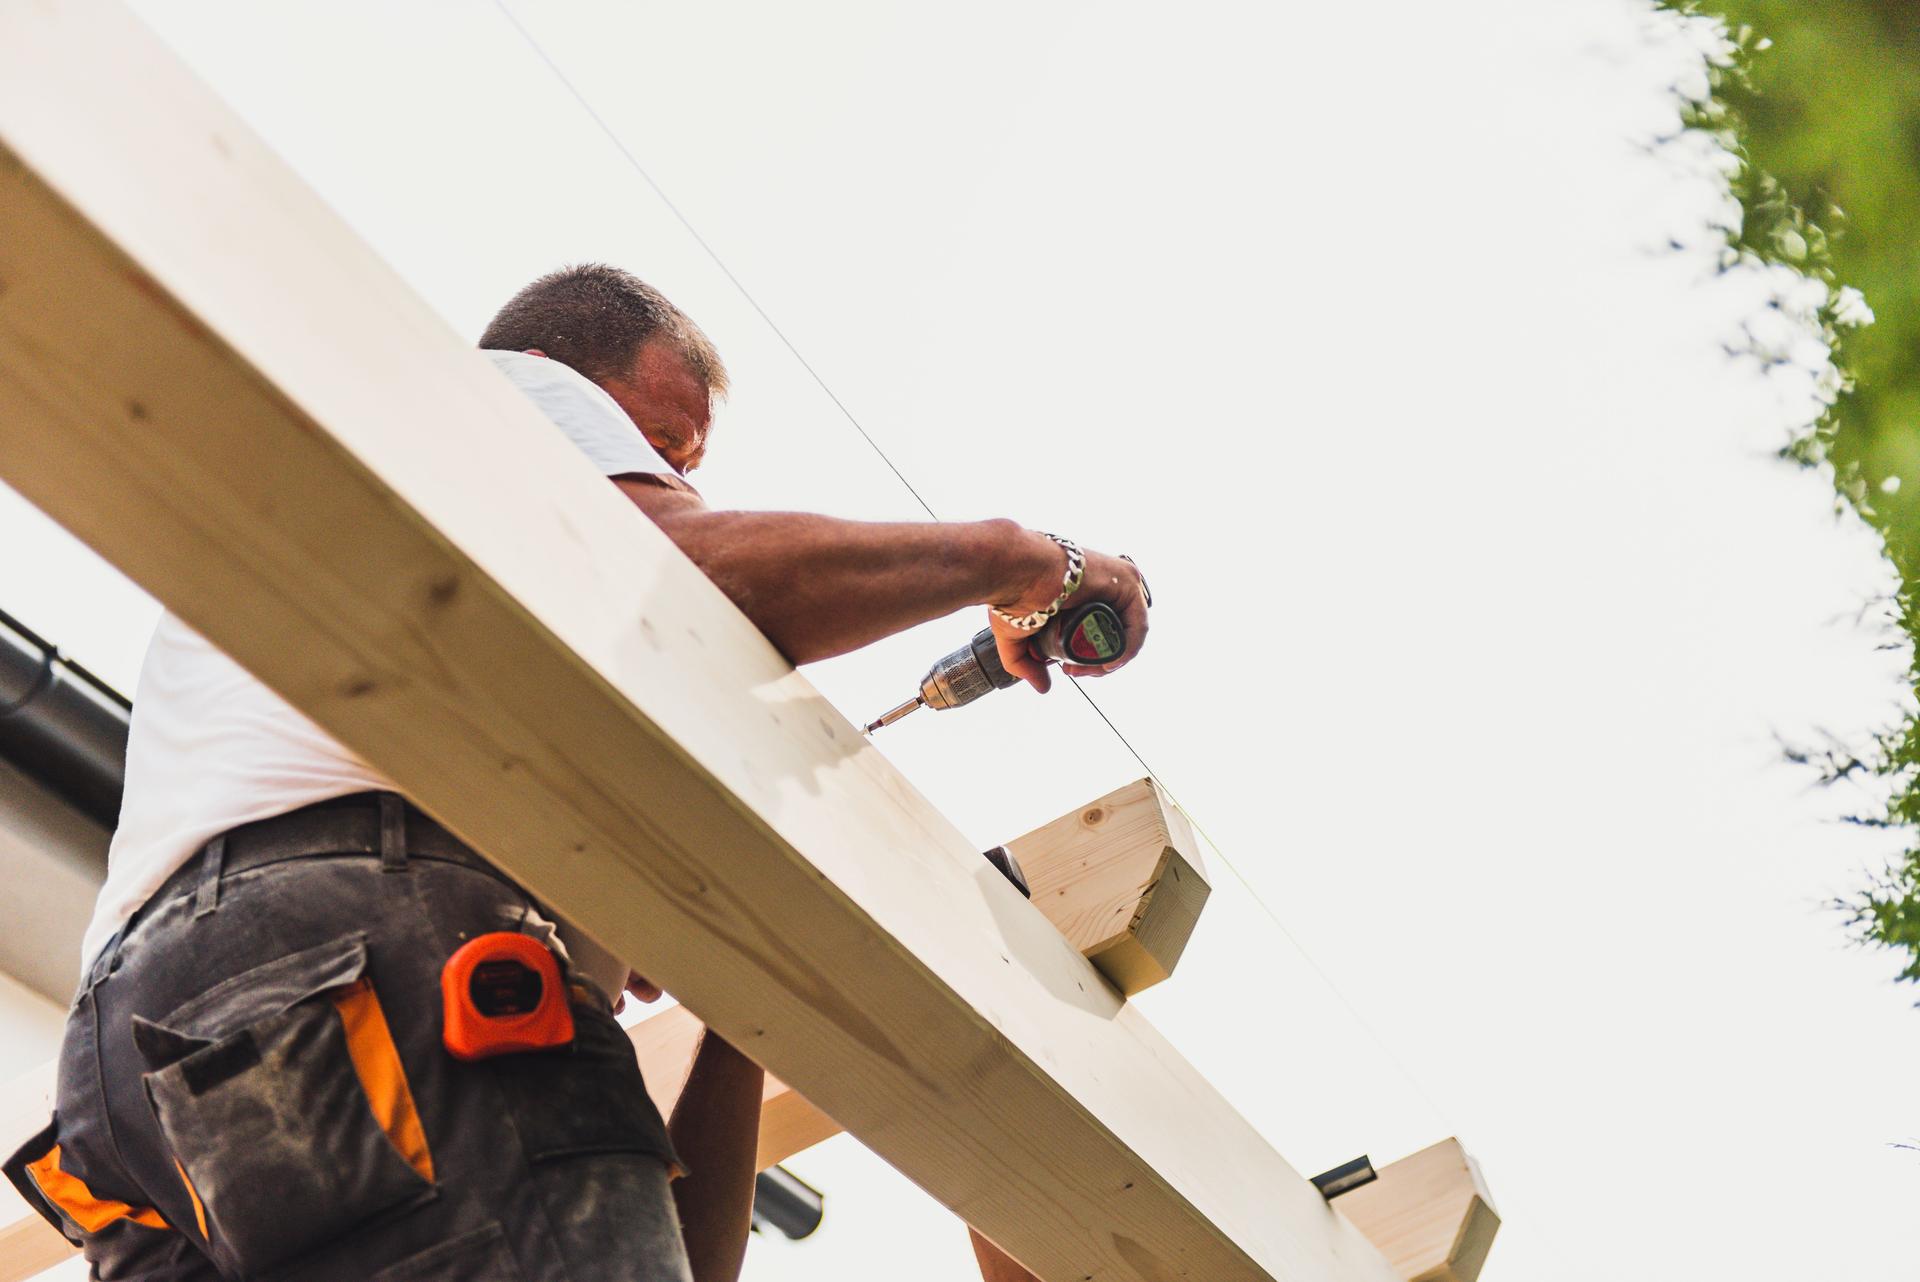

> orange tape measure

[{"left": 440, "top": 932, "right": 574, "bottom": 1061}]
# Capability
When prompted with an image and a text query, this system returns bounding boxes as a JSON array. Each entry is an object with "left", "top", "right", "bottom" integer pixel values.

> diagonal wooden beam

[
  {"left": 0, "top": 771, "right": 1216, "bottom": 1274},
  {"left": 633, "top": 779, "right": 1210, "bottom": 1171},
  {"left": 0, "top": 5, "right": 1416, "bottom": 1278}
]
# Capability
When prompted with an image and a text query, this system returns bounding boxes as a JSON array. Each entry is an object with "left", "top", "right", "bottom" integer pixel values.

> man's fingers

[
  {"left": 1013, "top": 654, "right": 1053, "bottom": 693},
  {"left": 1068, "top": 549, "right": 1151, "bottom": 670},
  {"left": 1063, "top": 576, "right": 1147, "bottom": 678},
  {"left": 625, "top": 972, "right": 664, "bottom": 1003},
  {"left": 1119, "top": 593, "right": 1149, "bottom": 665},
  {"left": 1119, "top": 559, "right": 1151, "bottom": 660},
  {"left": 992, "top": 616, "right": 1053, "bottom": 693}
]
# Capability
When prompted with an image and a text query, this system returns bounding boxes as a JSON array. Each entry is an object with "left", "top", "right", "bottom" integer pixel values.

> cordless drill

[{"left": 863, "top": 601, "right": 1126, "bottom": 733}]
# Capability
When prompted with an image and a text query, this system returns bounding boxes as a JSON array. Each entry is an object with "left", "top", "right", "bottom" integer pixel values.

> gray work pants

[{"left": 5, "top": 795, "right": 692, "bottom": 1281}]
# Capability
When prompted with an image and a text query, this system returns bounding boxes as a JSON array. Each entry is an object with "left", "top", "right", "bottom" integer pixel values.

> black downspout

[{"left": 0, "top": 606, "right": 130, "bottom": 835}]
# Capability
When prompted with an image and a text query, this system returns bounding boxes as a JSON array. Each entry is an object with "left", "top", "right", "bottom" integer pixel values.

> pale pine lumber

[
  {"left": 628, "top": 1004, "right": 840, "bottom": 1173},
  {"left": 641, "top": 779, "right": 1210, "bottom": 1168},
  {"left": 0, "top": 1061, "right": 73, "bottom": 1282},
  {"left": 0, "top": 5, "right": 1408, "bottom": 1278},
  {"left": 1006, "top": 777, "right": 1208, "bottom": 994},
  {"left": 1336, "top": 1139, "right": 1500, "bottom": 1282}
]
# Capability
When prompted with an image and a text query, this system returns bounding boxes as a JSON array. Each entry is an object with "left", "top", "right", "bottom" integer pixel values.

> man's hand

[
  {"left": 617, "top": 971, "right": 664, "bottom": 1014},
  {"left": 990, "top": 545, "right": 1151, "bottom": 693}
]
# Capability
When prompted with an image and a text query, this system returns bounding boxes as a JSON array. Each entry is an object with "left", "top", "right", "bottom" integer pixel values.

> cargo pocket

[
  {"left": 4, "top": 1120, "right": 177, "bottom": 1262},
  {"left": 131, "top": 934, "right": 435, "bottom": 1277},
  {"left": 489, "top": 994, "right": 683, "bottom": 1175}
]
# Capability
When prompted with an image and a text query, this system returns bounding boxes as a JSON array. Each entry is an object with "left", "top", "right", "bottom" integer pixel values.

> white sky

[{"left": 8, "top": 1, "right": 1920, "bottom": 1278}]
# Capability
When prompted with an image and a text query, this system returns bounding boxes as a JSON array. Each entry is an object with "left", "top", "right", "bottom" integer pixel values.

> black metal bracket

[
  {"left": 1310, "top": 1155, "right": 1377, "bottom": 1200},
  {"left": 982, "top": 845, "right": 1031, "bottom": 898}
]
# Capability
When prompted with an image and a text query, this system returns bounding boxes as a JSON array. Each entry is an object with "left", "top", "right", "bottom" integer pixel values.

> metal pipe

[
  {"left": 751, "top": 1164, "right": 825, "bottom": 1240},
  {"left": 0, "top": 606, "right": 130, "bottom": 833}
]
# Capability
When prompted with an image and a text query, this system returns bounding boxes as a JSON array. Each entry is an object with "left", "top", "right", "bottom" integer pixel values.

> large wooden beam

[
  {"left": 636, "top": 779, "right": 1209, "bottom": 1169},
  {"left": 0, "top": 5, "right": 1407, "bottom": 1278}
]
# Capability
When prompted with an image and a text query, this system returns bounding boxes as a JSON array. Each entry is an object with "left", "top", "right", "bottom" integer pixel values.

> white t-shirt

[{"left": 83, "top": 350, "right": 677, "bottom": 985}]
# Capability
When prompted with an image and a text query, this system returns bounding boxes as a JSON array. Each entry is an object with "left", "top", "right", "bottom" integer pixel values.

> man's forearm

[
  {"left": 618, "top": 482, "right": 1060, "bottom": 665},
  {"left": 668, "top": 512, "right": 1044, "bottom": 661}
]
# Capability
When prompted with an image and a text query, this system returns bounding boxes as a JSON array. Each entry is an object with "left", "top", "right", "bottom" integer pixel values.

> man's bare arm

[{"left": 613, "top": 478, "right": 1149, "bottom": 682}]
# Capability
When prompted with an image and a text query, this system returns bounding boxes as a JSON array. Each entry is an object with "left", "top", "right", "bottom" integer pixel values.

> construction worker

[{"left": 4, "top": 263, "right": 1148, "bottom": 1281}]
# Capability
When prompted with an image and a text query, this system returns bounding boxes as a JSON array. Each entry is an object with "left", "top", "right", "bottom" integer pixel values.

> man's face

[{"left": 598, "top": 338, "right": 714, "bottom": 475}]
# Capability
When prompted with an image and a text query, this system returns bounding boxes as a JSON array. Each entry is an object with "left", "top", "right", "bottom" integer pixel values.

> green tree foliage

[{"left": 1666, "top": 0, "right": 1920, "bottom": 980}]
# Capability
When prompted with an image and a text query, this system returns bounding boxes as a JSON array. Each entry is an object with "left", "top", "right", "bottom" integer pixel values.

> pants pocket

[
  {"left": 489, "top": 998, "right": 682, "bottom": 1174},
  {"left": 132, "top": 934, "right": 435, "bottom": 1277},
  {"left": 3, "top": 1119, "right": 193, "bottom": 1277}
]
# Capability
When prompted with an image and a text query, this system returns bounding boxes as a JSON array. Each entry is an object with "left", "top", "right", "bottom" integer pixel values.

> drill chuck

[
  {"left": 920, "top": 628, "right": 1017, "bottom": 710},
  {"left": 864, "top": 601, "right": 1127, "bottom": 733}
]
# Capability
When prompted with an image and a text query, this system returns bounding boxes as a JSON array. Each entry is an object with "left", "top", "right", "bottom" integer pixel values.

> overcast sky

[{"left": 9, "top": 1, "right": 1920, "bottom": 1278}]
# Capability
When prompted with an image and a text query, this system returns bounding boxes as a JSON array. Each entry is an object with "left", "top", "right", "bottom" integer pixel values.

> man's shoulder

[
  {"left": 478, "top": 349, "right": 675, "bottom": 480},
  {"left": 483, "top": 347, "right": 586, "bottom": 389},
  {"left": 481, "top": 348, "right": 624, "bottom": 429}
]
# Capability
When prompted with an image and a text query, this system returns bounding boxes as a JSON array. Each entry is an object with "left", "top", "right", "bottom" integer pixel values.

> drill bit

[{"left": 864, "top": 696, "right": 924, "bottom": 735}]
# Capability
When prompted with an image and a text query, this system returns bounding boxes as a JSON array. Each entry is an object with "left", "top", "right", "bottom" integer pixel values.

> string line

[{"left": 493, "top": 0, "right": 1455, "bottom": 1135}]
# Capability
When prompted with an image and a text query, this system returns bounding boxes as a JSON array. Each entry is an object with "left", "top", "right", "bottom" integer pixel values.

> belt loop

[
  {"left": 86, "top": 928, "right": 123, "bottom": 991},
  {"left": 380, "top": 793, "right": 408, "bottom": 873},
  {"left": 193, "top": 834, "right": 227, "bottom": 919}
]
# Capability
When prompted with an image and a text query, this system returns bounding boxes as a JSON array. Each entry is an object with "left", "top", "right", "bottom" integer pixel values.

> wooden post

[
  {"left": 1337, "top": 1140, "right": 1501, "bottom": 1282},
  {"left": 628, "top": 1003, "right": 842, "bottom": 1173},
  {"left": 1006, "top": 777, "right": 1208, "bottom": 995}
]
